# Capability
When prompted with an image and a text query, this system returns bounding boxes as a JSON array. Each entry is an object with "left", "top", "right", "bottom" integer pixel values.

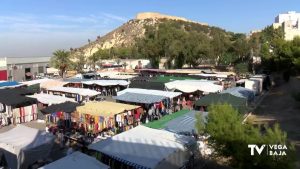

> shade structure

[
  {"left": 117, "top": 88, "right": 181, "bottom": 99},
  {"left": 47, "top": 87, "right": 100, "bottom": 97},
  {"left": 0, "top": 125, "right": 55, "bottom": 169},
  {"left": 113, "top": 92, "right": 166, "bottom": 104},
  {"left": 41, "top": 102, "right": 80, "bottom": 114},
  {"left": 76, "top": 101, "right": 140, "bottom": 117},
  {"left": 195, "top": 93, "right": 247, "bottom": 113},
  {"left": 0, "top": 88, "right": 37, "bottom": 107},
  {"left": 28, "top": 94, "right": 75, "bottom": 105},
  {"left": 165, "top": 80, "right": 223, "bottom": 93},
  {"left": 129, "top": 81, "right": 165, "bottom": 91},
  {"left": 221, "top": 87, "right": 255, "bottom": 101},
  {"left": 164, "top": 111, "right": 208, "bottom": 134},
  {"left": 0, "top": 81, "right": 25, "bottom": 89},
  {"left": 81, "top": 80, "right": 129, "bottom": 86},
  {"left": 88, "top": 125, "right": 195, "bottom": 169},
  {"left": 38, "top": 151, "right": 109, "bottom": 169},
  {"left": 20, "top": 78, "right": 50, "bottom": 86},
  {"left": 39, "top": 79, "right": 68, "bottom": 89}
]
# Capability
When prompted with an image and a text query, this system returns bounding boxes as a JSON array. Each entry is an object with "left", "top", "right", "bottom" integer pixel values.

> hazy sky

[{"left": 0, "top": 0, "right": 300, "bottom": 57}]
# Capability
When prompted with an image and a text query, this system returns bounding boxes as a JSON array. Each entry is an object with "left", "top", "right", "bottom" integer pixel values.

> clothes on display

[{"left": 76, "top": 101, "right": 142, "bottom": 134}]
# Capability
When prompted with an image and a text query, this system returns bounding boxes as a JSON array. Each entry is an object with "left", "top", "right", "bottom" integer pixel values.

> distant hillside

[{"left": 73, "top": 12, "right": 229, "bottom": 57}]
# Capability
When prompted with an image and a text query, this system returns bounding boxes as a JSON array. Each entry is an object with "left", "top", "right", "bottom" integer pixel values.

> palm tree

[
  {"left": 51, "top": 50, "right": 71, "bottom": 78},
  {"left": 89, "top": 53, "right": 99, "bottom": 71}
]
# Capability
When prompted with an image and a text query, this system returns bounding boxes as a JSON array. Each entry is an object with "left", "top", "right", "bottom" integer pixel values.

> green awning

[
  {"left": 144, "top": 109, "right": 190, "bottom": 129},
  {"left": 195, "top": 93, "right": 248, "bottom": 113},
  {"left": 151, "top": 76, "right": 197, "bottom": 83}
]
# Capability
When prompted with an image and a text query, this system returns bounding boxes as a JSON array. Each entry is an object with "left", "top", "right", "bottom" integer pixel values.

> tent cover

[
  {"left": 165, "top": 80, "right": 223, "bottom": 93},
  {"left": 0, "top": 88, "right": 37, "bottom": 107},
  {"left": 113, "top": 92, "right": 166, "bottom": 104},
  {"left": 47, "top": 87, "right": 100, "bottom": 97},
  {"left": 221, "top": 87, "right": 255, "bottom": 101},
  {"left": 129, "top": 81, "right": 165, "bottom": 91},
  {"left": 41, "top": 101, "right": 80, "bottom": 114},
  {"left": 76, "top": 101, "right": 140, "bottom": 117},
  {"left": 82, "top": 80, "right": 129, "bottom": 86},
  {"left": 28, "top": 94, "right": 75, "bottom": 105},
  {"left": 89, "top": 125, "right": 195, "bottom": 169},
  {"left": 0, "top": 125, "right": 55, "bottom": 169},
  {"left": 0, "top": 81, "right": 25, "bottom": 89},
  {"left": 39, "top": 151, "right": 109, "bottom": 169},
  {"left": 117, "top": 88, "right": 181, "bottom": 99},
  {"left": 195, "top": 93, "right": 247, "bottom": 113}
]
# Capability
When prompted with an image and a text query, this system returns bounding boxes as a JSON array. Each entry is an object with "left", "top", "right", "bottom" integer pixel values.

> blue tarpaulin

[
  {"left": 221, "top": 87, "right": 255, "bottom": 102},
  {"left": 0, "top": 81, "right": 21, "bottom": 88}
]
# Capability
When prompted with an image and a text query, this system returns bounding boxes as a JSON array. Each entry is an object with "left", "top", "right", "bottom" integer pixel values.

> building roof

[{"left": 3, "top": 57, "right": 51, "bottom": 65}]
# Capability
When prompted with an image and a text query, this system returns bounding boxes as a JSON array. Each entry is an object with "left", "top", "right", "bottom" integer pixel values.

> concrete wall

[{"left": 7, "top": 62, "right": 48, "bottom": 81}]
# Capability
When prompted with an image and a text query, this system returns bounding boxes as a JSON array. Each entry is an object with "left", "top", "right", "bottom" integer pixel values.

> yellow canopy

[{"left": 76, "top": 101, "right": 140, "bottom": 117}]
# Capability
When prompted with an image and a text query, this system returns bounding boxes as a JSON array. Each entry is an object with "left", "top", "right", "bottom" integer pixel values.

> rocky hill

[{"left": 74, "top": 12, "right": 209, "bottom": 57}]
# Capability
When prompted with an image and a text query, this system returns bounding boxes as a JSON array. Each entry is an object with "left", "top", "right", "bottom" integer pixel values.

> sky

[{"left": 0, "top": 0, "right": 300, "bottom": 57}]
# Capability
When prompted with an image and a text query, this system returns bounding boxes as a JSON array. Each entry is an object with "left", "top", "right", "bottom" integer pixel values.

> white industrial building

[{"left": 0, "top": 57, "right": 51, "bottom": 81}]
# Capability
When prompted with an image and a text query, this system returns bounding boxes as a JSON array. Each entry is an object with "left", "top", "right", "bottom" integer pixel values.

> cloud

[
  {"left": 102, "top": 13, "right": 128, "bottom": 22},
  {"left": 0, "top": 12, "right": 129, "bottom": 56},
  {"left": 52, "top": 15, "right": 99, "bottom": 23}
]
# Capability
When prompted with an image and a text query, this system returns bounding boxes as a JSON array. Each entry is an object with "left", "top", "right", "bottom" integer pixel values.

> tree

[
  {"left": 88, "top": 53, "right": 99, "bottom": 70},
  {"left": 200, "top": 103, "right": 296, "bottom": 169},
  {"left": 50, "top": 49, "right": 71, "bottom": 78},
  {"left": 71, "top": 51, "right": 86, "bottom": 73}
]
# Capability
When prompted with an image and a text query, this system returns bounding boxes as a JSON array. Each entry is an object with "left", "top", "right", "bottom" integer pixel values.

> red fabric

[{"left": 0, "top": 70, "right": 7, "bottom": 81}]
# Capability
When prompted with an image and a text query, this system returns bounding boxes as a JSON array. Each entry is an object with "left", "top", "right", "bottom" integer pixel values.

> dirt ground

[{"left": 254, "top": 76, "right": 300, "bottom": 168}]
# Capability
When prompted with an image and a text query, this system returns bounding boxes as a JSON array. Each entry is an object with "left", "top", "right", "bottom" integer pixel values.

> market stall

[
  {"left": 29, "top": 93, "right": 75, "bottom": 105},
  {"left": 0, "top": 125, "right": 55, "bottom": 169},
  {"left": 113, "top": 92, "right": 175, "bottom": 123},
  {"left": 221, "top": 87, "right": 255, "bottom": 102},
  {"left": 39, "top": 151, "right": 109, "bottom": 169},
  {"left": 41, "top": 102, "right": 80, "bottom": 128},
  {"left": 165, "top": 80, "right": 223, "bottom": 93},
  {"left": 0, "top": 89, "right": 38, "bottom": 126},
  {"left": 46, "top": 86, "right": 100, "bottom": 102},
  {"left": 88, "top": 125, "right": 196, "bottom": 169},
  {"left": 117, "top": 88, "right": 182, "bottom": 99},
  {"left": 194, "top": 93, "right": 248, "bottom": 113},
  {"left": 76, "top": 101, "right": 142, "bottom": 133}
]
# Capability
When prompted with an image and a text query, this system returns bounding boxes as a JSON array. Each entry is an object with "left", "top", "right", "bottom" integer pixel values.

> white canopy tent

[
  {"left": 165, "top": 80, "right": 223, "bottom": 93},
  {"left": 117, "top": 88, "right": 182, "bottom": 99},
  {"left": 89, "top": 125, "right": 195, "bottom": 169},
  {"left": 0, "top": 125, "right": 55, "bottom": 169},
  {"left": 39, "top": 151, "right": 109, "bottom": 169},
  {"left": 28, "top": 94, "right": 75, "bottom": 105},
  {"left": 82, "top": 80, "right": 129, "bottom": 86},
  {"left": 20, "top": 78, "right": 50, "bottom": 86},
  {"left": 47, "top": 87, "right": 100, "bottom": 97},
  {"left": 191, "top": 73, "right": 228, "bottom": 78}
]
